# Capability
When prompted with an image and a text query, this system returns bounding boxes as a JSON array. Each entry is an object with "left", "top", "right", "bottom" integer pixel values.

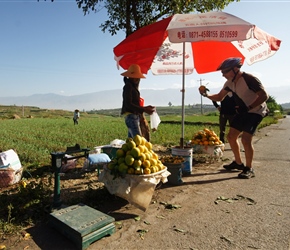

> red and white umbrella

[{"left": 113, "top": 11, "right": 281, "bottom": 146}]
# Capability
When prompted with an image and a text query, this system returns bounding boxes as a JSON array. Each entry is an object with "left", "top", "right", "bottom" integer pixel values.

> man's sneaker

[
  {"left": 238, "top": 167, "right": 255, "bottom": 179},
  {"left": 223, "top": 161, "right": 245, "bottom": 170}
]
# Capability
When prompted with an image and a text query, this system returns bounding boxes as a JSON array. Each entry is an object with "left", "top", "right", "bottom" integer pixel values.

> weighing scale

[
  {"left": 50, "top": 147, "right": 115, "bottom": 249},
  {"left": 49, "top": 204, "right": 115, "bottom": 250}
]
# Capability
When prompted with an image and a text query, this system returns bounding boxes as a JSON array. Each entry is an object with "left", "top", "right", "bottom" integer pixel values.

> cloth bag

[{"left": 140, "top": 114, "right": 150, "bottom": 142}]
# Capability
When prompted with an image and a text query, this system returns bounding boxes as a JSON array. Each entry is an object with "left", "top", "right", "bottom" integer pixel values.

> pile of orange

[
  {"left": 191, "top": 128, "right": 223, "bottom": 146},
  {"left": 160, "top": 155, "right": 184, "bottom": 164},
  {"left": 107, "top": 135, "right": 166, "bottom": 177}
]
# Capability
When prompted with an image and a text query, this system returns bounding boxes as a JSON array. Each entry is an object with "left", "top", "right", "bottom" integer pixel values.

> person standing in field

[
  {"left": 199, "top": 57, "right": 269, "bottom": 179},
  {"left": 73, "top": 109, "right": 80, "bottom": 125},
  {"left": 212, "top": 93, "right": 236, "bottom": 143},
  {"left": 120, "top": 64, "right": 155, "bottom": 141}
]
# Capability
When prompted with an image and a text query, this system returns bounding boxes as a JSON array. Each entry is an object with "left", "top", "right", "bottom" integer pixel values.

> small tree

[
  {"left": 266, "top": 95, "right": 283, "bottom": 114},
  {"left": 168, "top": 102, "right": 172, "bottom": 107}
]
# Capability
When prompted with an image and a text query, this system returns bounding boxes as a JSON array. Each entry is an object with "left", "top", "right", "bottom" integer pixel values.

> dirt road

[{"left": 6, "top": 116, "right": 290, "bottom": 250}]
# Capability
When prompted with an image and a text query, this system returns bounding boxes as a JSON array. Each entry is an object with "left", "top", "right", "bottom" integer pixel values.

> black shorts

[{"left": 231, "top": 113, "right": 263, "bottom": 135}]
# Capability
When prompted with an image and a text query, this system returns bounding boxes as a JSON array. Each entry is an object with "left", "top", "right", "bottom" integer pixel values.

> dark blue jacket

[{"left": 213, "top": 95, "right": 236, "bottom": 115}]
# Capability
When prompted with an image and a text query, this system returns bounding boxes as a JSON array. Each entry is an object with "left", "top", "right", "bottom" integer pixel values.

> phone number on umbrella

[{"left": 182, "top": 30, "right": 239, "bottom": 39}]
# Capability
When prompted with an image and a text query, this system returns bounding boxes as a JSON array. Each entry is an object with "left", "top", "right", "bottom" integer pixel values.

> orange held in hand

[{"left": 198, "top": 85, "right": 209, "bottom": 97}]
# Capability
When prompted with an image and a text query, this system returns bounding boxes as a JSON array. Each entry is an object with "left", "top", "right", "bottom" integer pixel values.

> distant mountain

[
  {"left": 0, "top": 88, "right": 209, "bottom": 111},
  {"left": 281, "top": 102, "right": 290, "bottom": 109},
  {"left": 0, "top": 87, "right": 289, "bottom": 111}
]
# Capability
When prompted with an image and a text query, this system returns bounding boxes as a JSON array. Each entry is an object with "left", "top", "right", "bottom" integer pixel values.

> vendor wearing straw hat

[{"left": 121, "top": 64, "right": 155, "bottom": 141}]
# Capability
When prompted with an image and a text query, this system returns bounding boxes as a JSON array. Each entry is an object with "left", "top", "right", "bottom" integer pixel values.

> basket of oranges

[{"left": 190, "top": 128, "right": 224, "bottom": 155}]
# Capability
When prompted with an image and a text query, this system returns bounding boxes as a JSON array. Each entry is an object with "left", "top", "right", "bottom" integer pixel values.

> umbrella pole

[{"left": 180, "top": 42, "right": 185, "bottom": 149}]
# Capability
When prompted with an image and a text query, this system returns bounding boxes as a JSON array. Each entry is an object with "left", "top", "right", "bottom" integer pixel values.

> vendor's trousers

[{"left": 125, "top": 114, "right": 142, "bottom": 139}]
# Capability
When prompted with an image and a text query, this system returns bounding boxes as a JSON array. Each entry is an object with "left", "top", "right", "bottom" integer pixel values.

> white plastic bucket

[{"left": 171, "top": 147, "right": 193, "bottom": 175}]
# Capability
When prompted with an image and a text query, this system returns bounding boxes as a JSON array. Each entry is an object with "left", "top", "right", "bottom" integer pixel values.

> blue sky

[{"left": 1, "top": 0, "right": 289, "bottom": 104}]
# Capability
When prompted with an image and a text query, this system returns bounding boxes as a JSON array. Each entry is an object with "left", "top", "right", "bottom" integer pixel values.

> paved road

[{"left": 16, "top": 116, "right": 290, "bottom": 250}]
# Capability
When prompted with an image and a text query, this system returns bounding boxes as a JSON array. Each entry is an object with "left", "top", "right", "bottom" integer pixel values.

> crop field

[
  {"left": 0, "top": 112, "right": 276, "bottom": 169},
  {"left": 0, "top": 115, "right": 219, "bottom": 167}
]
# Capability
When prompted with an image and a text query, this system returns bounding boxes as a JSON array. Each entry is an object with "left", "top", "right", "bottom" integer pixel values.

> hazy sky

[{"left": 1, "top": 0, "right": 289, "bottom": 104}]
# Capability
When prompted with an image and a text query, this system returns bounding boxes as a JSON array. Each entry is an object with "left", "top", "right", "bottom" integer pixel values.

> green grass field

[
  {"left": 0, "top": 105, "right": 278, "bottom": 168},
  {"left": 0, "top": 116, "right": 219, "bottom": 166}
]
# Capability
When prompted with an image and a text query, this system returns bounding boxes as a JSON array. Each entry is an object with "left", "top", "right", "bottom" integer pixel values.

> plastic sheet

[
  {"left": 0, "top": 149, "right": 23, "bottom": 188},
  {"left": 192, "top": 144, "right": 224, "bottom": 158}
]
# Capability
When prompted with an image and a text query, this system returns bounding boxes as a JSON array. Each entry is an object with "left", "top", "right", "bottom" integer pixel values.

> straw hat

[{"left": 121, "top": 64, "right": 145, "bottom": 78}]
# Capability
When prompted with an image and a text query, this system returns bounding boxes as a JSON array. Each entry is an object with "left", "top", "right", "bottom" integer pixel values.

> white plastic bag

[{"left": 150, "top": 111, "right": 161, "bottom": 130}]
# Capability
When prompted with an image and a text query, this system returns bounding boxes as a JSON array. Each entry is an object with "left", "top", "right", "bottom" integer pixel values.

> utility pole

[{"left": 197, "top": 79, "right": 205, "bottom": 114}]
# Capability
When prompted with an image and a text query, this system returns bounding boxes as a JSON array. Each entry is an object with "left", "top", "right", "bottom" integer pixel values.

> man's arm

[
  {"left": 206, "top": 89, "right": 229, "bottom": 102},
  {"left": 248, "top": 89, "right": 269, "bottom": 110}
]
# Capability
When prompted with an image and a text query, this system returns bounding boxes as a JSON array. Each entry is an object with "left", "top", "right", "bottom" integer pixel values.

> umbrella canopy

[
  {"left": 114, "top": 12, "right": 281, "bottom": 75},
  {"left": 113, "top": 11, "right": 281, "bottom": 147}
]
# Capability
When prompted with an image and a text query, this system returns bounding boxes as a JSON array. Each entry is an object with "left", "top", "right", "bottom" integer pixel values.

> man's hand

[
  {"left": 144, "top": 105, "right": 155, "bottom": 115},
  {"left": 235, "top": 105, "right": 249, "bottom": 114}
]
